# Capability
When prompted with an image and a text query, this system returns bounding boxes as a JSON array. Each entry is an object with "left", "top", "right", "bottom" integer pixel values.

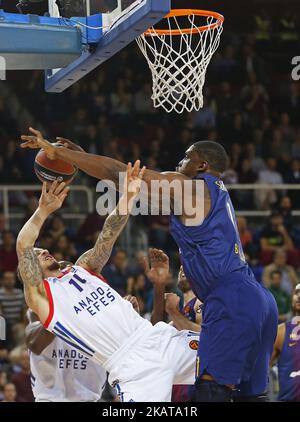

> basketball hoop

[{"left": 136, "top": 9, "right": 224, "bottom": 114}]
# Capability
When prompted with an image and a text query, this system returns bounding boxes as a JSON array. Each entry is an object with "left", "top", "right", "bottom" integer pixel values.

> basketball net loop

[{"left": 136, "top": 10, "right": 224, "bottom": 114}]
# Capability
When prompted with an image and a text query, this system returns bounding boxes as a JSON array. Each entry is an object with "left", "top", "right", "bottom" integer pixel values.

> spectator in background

[
  {"left": 0, "top": 371, "right": 8, "bottom": 401},
  {"left": 148, "top": 215, "right": 171, "bottom": 252},
  {"left": 47, "top": 215, "right": 68, "bottom": 242},
  {"left": 256, "top": 158, "right": 283, "bottom": 209},
  {"left": 259, "top": 212, "right": 299, "bottom": 267},
  {"left": 1, "top": 383, "right": 17, "bottom": 402},
  {"left": 254, "top": 9, "right": 272, "bottom": 52},
  {"left": 263, "top": 249, "right": 298, "bottom": 296},
  {"left": 284, "top": 158, "right": 300, "bottom": 208},
  {"left": 236, "top": 158, "right": 257, "bottom": 209},
  {"left": 277, "top": 196, "right": 294, "bottom": 232},
  {"left": 0, "top": 272, "right": 25, "bottom": 349},
  {"left": 268, "top": 270, "right": 291, "bottom": 323},
  {"left": 10, "top": 350, "right": 34, "bottom": 402},
  {"left": 0, "top": 231, "right": 18, "bottom": 272},
  {"left": 237, "top": 216, "right": 253, "bottom": 257},
  {"left": 134, "top": 82, "right": 154, "bottom": 115},
  {"left": 101, "top": 249, "right": 129, "bottom": 296},
  {"left": 243, "top": 143, "right": 266, "bottom": 174}
]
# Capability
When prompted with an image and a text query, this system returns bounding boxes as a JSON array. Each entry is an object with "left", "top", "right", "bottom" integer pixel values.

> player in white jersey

[
  {"left": 26, "top": 308, "right": 107, "bottom": 402},
  {"left": 16, "top": 161, "right": 198, "bottom": 402}
]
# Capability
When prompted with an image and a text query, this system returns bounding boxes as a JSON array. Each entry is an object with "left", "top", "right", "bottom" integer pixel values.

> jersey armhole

[{"left": 43, "top": 280, "right": 54, "bottom": 329}]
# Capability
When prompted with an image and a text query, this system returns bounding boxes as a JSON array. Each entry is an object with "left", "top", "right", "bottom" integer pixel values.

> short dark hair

[
  {"left": 193, "top": 141, "right": 229, "bottom": 173},
  {"left": 270, "top": 270, "right": 281, "bottom": 279}
]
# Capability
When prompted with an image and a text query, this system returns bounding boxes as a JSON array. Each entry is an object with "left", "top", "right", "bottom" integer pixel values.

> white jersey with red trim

[
  {"left": 30, "top": 336, "right": 107, "bottom": 402},
  {"left": 43, "top": 265, "right": 151, "bottom": 368}
]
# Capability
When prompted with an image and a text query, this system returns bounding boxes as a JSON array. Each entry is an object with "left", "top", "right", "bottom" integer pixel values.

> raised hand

[
  {"left": 124, "top": 160, "right": 146, "bottom": 199},
  {"left": 21, "top": 127, "right": 57, "bottom": 160},
  {"left": 39, "top": 181, "right": 70, "bottom": 215},
  {"left": 143, "top": 248, "right": 170, "bottom": 286},
  {"left": 165, "top": 293, "right": 180, "bottom": 315}
]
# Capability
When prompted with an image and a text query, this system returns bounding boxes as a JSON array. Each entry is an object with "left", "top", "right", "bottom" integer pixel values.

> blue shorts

[{"left": 197, "top": 271, "right": 278, "bottom": 396}]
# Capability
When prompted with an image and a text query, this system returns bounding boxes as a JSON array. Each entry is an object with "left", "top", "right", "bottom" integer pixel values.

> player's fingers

[
  {"left": 141, "top": 255, "right": 150, "bottom": 273},
  {"left": 42, "top": 182, "right": 47, "bottom": 195},
  {"left": 58, "top": 189, "right": 70, "bottom": 201},
  {"left": 132, "top": 160, "right": 141, "bottom": 178},
  {"left": 29, "top": 127, "right": 42, "bottom": 138},
  {"left": 54, "top": 182, "right": 67, "bottom": 196},
  {"left": 127, "top": 162, "right": 132, "bottom": 180},
  {"left": 138, "top": 166, "right": 146, "bottom": 180},
  {"left": 49, "top": 180, "right": 59, "bottom": 194}
]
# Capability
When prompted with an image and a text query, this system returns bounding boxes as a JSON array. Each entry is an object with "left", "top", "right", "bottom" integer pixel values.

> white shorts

[{"left": 105, "top": 322, "right": 199, "bottom": 402}]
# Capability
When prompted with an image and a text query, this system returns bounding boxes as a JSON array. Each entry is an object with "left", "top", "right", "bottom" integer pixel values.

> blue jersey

[
  {"left": 170, "top": 173, "right": 253, "bottom": 301},
  {"left": 182, "top": 297, "right": 197, "bottom": 323},
  {"left": 278, "top": 318, "right": 300, "bottom": 401}
]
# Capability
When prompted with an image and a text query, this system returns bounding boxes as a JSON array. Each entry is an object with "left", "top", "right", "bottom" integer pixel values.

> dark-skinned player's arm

[
  {"left": 20, "top": 128, "right": 191, "bottom": 204},
  {"left": 25, "top": 309, "right": 55, "bottom": 355},
  {"left": 75, "top": 161, "right": 146, "bottom": 274},
  {"left": 143, "top": 249, "right": 170, "bottom": 325},
  {"left": 165, "top": 294, "right": 200, "bottom": 332},
  {"left": 270, "top": 323, "right": 285, "bottom": 367},
  {"left": 16, "top": 181, "right": 70, "bottom": 322}
]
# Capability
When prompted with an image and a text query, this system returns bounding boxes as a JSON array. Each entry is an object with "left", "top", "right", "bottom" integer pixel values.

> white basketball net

[{"left": 136, "top": 13, "right": 224, "bottom": 114}]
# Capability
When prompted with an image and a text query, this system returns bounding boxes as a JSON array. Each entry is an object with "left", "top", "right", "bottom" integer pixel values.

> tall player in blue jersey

[{"left": 21, "top": 129, "right": 278, "bottom": 402}]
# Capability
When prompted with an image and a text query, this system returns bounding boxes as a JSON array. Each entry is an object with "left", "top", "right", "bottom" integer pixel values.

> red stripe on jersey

[
  {"left": 43, "top": 280, "right": 54, "bottom": 328},
  {"left": 84, "top": 268, "right": 109, "bottom": 285}
]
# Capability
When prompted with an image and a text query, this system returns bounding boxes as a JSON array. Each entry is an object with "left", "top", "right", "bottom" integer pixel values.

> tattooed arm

[
  {"left": 76, "top": 161, "right": 146, "bottom": 274},
  {"left": 16, "top": 181, "right": 69, "bottom": 317}
]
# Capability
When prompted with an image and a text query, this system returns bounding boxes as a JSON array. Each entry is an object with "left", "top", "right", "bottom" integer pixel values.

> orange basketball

[{"left": 34, "top": 144, "right": 77, "bottom": 185}]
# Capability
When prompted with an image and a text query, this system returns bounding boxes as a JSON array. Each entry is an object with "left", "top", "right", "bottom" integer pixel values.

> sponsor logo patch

[{"left": 189, "top": 340, "right": 199, "bottom": 350}]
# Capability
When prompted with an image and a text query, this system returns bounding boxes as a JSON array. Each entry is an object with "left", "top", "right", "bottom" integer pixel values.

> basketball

[{"left": 34, "top": 144, "right": 78, "bottom": 184}]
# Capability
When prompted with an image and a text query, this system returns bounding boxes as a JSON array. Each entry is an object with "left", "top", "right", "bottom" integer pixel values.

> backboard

[{"left": 45, "top": 0, "right": 171, "bottom": 93}]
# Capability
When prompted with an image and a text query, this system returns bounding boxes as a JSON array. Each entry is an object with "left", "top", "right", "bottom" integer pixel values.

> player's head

[
  {"left": 176, "top": 141, "right": 229, "bottom": 177},
  {"left": 177, "top": 266, "right": 190, "bottom": 293},
  {"left": 292, "top": 283, "right": 300, "bottom": 316},
  {"left": 32, "top": 248, "right": 61, "bottom": 277}
]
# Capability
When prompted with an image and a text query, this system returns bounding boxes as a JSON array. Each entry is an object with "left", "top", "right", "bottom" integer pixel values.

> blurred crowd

[{"left": 0, "top": 4, "right": 300, "bottom": 401}]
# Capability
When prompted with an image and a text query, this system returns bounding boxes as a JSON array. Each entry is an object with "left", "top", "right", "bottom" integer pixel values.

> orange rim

[{"left": 144, "top": 9, "right": 224, "bottom": 36}]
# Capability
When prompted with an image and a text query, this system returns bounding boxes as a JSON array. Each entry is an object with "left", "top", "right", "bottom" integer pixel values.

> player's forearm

[
  {"left": 17, "top": 207, "right": 49, "bottom": 250},
  {"left": 168, "top": 309, "right": 200, "bottom": 332},
  {"left": 17, "top": 209, "right": 46, "bottom": 287},
  {"left": 55, "top": 147, "right": 177, "bottom": 191},
  {"left": 25, "top": 322, "right": 55, "bottom": 355},
  {"left": 78, "top": 193, "right": 133, "bottom": 272},
  {"left": 55, "top": 148, "right": 127, "bottom": 188},
  {"left": 151, "top": 284, "right": 167, "bottom": 325}
]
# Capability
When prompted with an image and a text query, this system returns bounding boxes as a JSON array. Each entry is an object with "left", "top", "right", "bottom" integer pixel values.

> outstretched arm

[
  {"left": 76, "top": 161, "right": 146, "bottom": 274},
  {"left": 17, "top": 181, "right": 69, "bottom": 317},
  {"left": 21, "top": 128, "right": 189, "bottom": 193},
  {"left": 25, "top": 310, "right": 55, "bottom": 355}
]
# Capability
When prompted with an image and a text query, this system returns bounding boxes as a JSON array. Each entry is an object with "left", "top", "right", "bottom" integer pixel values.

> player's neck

[{"left": 45, "top": 269, "right": 63, "bottom": 279}]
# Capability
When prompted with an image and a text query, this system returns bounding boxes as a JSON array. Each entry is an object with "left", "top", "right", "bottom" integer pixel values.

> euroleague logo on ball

[{"left": 189, "top": 340, "right": 199, "bottom": 350}]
